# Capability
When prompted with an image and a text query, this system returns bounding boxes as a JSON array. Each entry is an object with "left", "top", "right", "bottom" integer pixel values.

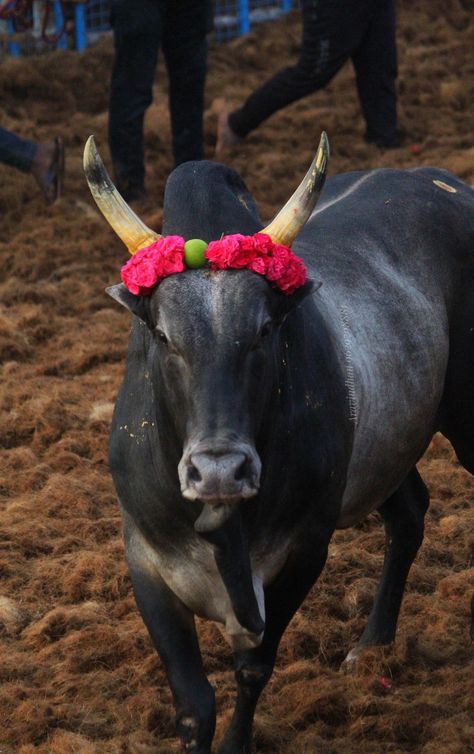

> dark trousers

[
  {"left": 109, "top": 0, "right": 211, "bottom": 197},
  {"left": 229, "top": 0, "right": 398, "bottom": 145},
  {"left": 0, "top": 127, "right": 37, "bottom": 172}
]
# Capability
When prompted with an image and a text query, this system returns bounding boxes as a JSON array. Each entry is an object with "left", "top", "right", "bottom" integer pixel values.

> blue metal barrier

[
  {"left": 1, "top": 1, "right": 69, "bottom": 57},
  {"left": 74, "top": 0, "right": 112, "bottom": 52},
  {"left": 215, "top": 0, "right": 294, "bottom": 41},
  {"left": 0, "top": 0, "right": 295, "bottom": 58},
  {"left": 53, "top": 1, "right": 67, "bottom": 51},
  {"left": 6, "top": 18, "right": 20, "bottom": 57}
]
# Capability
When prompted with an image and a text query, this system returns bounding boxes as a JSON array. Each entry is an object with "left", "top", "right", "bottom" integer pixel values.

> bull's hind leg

[
  {"left": 218, "top": 533, "right": 332, "bottom": 754},
  {"left": 344, "top": 467, "right": 429, "bottom": 667},
  {"left": 440, "top": 292, "right": 474, "bottom": 475}
]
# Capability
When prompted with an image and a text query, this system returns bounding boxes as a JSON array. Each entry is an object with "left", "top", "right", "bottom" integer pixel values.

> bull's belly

[
  {"left": 334, "top": 314, "right": 448, "bottom": 526},
  {"left": 337, "top": 409, "right": 438, "bottom": 528}
]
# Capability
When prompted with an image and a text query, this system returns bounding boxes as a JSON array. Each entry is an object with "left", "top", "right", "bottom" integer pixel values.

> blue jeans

[{"left": 0, "top": 126, "right": 37, "bottom": 172}]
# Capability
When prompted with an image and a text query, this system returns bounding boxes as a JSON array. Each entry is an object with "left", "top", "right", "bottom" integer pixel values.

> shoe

[{"left": 364, "top": 129, "right": 404, "bottom": 150}]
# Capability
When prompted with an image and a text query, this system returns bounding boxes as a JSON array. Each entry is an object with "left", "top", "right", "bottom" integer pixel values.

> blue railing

[
  {"left": 0, "top": 1, "right": 295, "bottom": 57},
  {"left": 215, "top": 0, "right": 294, "bottom": 40}
]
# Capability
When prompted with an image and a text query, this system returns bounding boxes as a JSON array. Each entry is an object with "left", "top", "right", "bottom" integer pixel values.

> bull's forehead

[{"left": 153, "top": 269, "right": 271, "bottom": 343}]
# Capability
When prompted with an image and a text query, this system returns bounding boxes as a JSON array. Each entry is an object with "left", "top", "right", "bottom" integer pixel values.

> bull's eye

[
  {"left": 260, "top": 321, "right": 272, "bottom": 338},
  {"left": 250, "top": 321, "right": 273, "bottom": 351},
  {"left": 155, "top": 328, "right": 168, "bottom": 345}
]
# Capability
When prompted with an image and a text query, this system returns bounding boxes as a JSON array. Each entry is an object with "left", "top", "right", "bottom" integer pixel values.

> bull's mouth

[{"left": 194, "top": 500, "right": 237, "bottom": 533}]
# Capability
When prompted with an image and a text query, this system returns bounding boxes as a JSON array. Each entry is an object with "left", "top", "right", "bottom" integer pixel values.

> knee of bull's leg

[{"left": 235, "top": 662, "right": 272, "bottom": 691}]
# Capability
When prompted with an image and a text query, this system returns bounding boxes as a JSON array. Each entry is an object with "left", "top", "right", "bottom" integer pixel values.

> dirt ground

[{"left": 1, "top": 1, "right": 473, "bottom": 752}]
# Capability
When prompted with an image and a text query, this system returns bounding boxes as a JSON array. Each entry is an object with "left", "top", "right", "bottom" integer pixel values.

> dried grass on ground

[{"left": 0, "top": 1, "right": 473, "bottom": 752}]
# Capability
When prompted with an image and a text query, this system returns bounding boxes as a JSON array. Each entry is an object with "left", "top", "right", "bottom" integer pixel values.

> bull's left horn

[
  {"left": 83, "top": 135, "right": 160, "bottom": 255},
  {"left": 261, "top": 131, "right": 329, "bottom": 247}
]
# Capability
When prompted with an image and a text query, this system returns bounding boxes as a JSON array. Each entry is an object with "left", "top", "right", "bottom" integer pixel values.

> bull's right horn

[
  {"left": 83, "top": 135, "right": 160, "bottom": 255},
  {"left": 261, "top": 131, "right": 329, "bottom": 247}
]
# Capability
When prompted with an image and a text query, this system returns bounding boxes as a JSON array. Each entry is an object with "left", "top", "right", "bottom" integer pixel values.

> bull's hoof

[
  {"left": 340, "top": 642, "right": 394, "bottom": 675},
  {"left": 340, "top": 645, "right": 363, "bottom": 674},
  {"left": 217, "top": 718, "right": 253, "bottom": 754},
  {"left": 217, "top": 738, "right": 252, "bottom": 754}
]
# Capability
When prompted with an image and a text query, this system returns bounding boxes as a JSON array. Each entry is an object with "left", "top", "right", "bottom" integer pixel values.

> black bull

[{"left": 85, "top": 141, "right": 474, "bottom": 754}]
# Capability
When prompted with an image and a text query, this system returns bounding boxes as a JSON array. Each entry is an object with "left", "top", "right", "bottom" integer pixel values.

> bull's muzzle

[{"left": 178, "top": 442, "right": 261, "bottom": 532}]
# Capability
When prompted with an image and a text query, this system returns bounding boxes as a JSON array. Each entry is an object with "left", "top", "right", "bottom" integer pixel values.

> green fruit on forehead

[{"left": 184, "top": 239, "right": 208, "bottom": 269}]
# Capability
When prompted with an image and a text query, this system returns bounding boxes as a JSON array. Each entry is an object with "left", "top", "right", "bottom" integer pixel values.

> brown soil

[{"left": 1, "top": 1, "right": 473, "bottom": 752}]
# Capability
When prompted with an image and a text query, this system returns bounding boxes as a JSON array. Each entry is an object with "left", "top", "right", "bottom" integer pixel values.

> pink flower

[
  {"left": 251, "top": 233, "right": 274, "bottom": 253},
  {"left": 379, "top": 677, "right": 392, "bottom": 692},
  {"left": 264, "top": 244, "right": 306, "bottom": 294},
  {"left": 206, "top": 234, "right": 248, "bottom": 268},
  {"left": 248, "top": 255, "right": 269, "bottom": 275},
  {"left": 121, "top": 236, "right": 185, "bottom": 295},
  {"left": 266, "top": 245, "right": 290, "bottom": 282}
]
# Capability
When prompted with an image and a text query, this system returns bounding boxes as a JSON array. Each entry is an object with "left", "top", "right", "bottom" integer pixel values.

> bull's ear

[
  {"left": 275, "top": 278, "right": 317, "bottom": 320},
  {"left": 106, "top": 283, "right": 151, "bottom": 324}
]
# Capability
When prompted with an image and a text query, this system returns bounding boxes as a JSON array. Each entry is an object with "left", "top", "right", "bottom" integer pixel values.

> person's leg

[
  {"left": 217, "top": 0, "right": 373, "bottom": 154},
  {"left": 0, "top": 126, "right": 37, "bottom": 172},
  {"left": 352, "top": 0, "right": 398, "bottom": 147},
  {"left": 227, "top": 1, "right": 349, "bottom": 139},
  {"left": 108, "top": 0, "right": 163, "bottom": 200},
  {"left": 162, "top": 1, "right": 210, "bottom": 166}
]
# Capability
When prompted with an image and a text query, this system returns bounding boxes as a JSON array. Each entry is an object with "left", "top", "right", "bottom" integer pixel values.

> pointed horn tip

[
  {"left": 319, "top": 131, "right": 329, "bottom": 157},
  {"left": 316, "top": 131, "right": 329, "bottom": 158},
  {"left": 83, "top": 134, "right": 98, "bottom": 170},
  {"left": 313, "top": 132, "right": 329, "bottom": 175}
]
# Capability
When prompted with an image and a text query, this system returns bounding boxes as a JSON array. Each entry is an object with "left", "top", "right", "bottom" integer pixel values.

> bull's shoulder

[{"left": 298, "top": 167, "right": 474, "bottom": 265}]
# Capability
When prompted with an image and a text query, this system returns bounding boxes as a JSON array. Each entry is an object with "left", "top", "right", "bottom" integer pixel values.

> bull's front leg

[
  {"left": 126, "top": 555, "right": 216, "bottom": 753},
  {"left": 218, "top": 534, "right": 332, "bottom": 754}
]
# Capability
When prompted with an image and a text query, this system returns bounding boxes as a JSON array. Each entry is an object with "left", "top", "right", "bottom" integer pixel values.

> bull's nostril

[
  {"left": 234, "top": 457, "right": 248, "bottom": 482},
  {"left": 188, "top": 465, "right": 202, "bottom": 483}
]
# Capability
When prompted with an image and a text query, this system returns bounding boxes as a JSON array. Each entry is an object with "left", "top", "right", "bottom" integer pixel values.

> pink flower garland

[{"left": 120, "top": 233, "right": 306, "bottom": 296}]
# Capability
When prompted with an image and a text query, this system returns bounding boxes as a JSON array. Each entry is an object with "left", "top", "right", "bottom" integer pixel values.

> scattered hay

[{"left": 0, "top": 0, "right": 473, "bottom": 751}]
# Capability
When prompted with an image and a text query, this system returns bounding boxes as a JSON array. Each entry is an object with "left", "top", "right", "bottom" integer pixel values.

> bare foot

[
  {"left": 215, "top": 111, "right": 243, "bottom": 159},
  {"left": 31, "top": 138, "right": 64, "bottom": 203}
]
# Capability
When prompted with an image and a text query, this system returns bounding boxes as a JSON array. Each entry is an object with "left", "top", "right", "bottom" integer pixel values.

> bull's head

[{"left": 84, "top": 135, "right": 328, "bottom": 534}]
